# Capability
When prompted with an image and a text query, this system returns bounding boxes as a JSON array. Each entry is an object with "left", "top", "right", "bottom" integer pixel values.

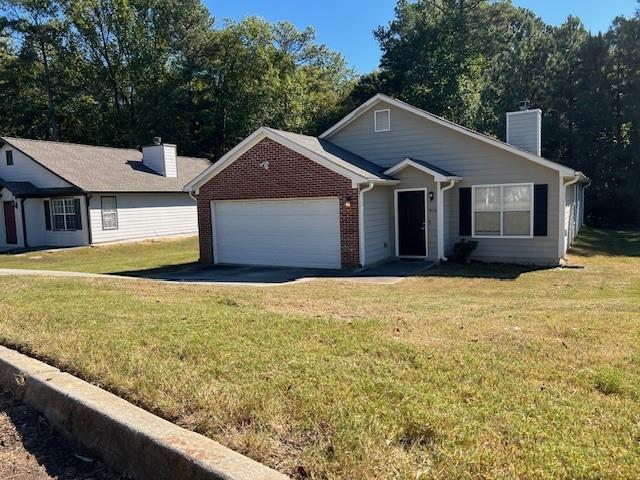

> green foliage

[
  {"left": 453, "top": 238, "right": 478, "bottom": 263},
  {"left": 0, "top": 1, "right": 352, "bottom": 157},
  {"left": 594, "top": 367, "right": 625, "bottom": 395},
  {"left": 353, "top": 0, "right": 640, "bottom": 228}
]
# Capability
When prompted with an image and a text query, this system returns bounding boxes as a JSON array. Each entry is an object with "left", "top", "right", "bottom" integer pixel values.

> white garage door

[{"left": 212, "top": 198, "right": 341, "bottom": 269}]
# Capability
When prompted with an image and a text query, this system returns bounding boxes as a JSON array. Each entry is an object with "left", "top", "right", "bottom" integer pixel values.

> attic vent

[{"left": 374, "top": 109, "right": 391, "bottom": 132}]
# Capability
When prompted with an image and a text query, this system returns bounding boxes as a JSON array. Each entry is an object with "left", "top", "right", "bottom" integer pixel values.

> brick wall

[{"left": 196, "top": 138, "right": 360, "bottom": 269}]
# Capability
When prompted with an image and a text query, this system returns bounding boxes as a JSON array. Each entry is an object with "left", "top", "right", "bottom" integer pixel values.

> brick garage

[{"left": 196, "top": 138, "right": 360, "bottom": 269}]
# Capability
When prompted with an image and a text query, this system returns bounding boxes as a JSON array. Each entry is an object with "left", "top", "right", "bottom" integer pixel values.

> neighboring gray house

[
  {"left": 187, "top": 94, "right": 590, "bottom": 269},
  {"left": 0, "top": 137, "right": 210, "bottom": 251}
]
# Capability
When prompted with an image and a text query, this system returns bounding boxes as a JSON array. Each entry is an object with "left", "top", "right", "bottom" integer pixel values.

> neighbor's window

[
  {"left": 6, "top": 150, "right": 13, "bottom": 166},
  {"left": 473, "top": 184, "right": 533, "bottom": 238},
  {"left": 51, "top": 198, "right": 77, "bottom": 231},
  {"left": 374, "top": 109, "right": 391, "bottom": 132},
  {"left": 101, "top": 196, "right": 118, "bottom": 230}
]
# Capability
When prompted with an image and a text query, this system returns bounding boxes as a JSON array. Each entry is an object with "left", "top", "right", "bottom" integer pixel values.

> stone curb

[{"left": 0, "top": 345, "right": 288, "bottom": 480}]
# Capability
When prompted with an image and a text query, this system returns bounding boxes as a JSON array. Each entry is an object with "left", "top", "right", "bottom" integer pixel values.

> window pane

[
  {"left": 504, "top": 211, "right": 531, "bottom": 236},
  {"left": 504, "top": 185, "right": 531, "bottom": 210},
  {"left": 375, "top": 110, "right": 390, "bottom": 131},
  {"left": 102, "top": 197, "right": 116, "bottom": 212},
  {"left": 53, "top": 200, "right": 65, "bottom": 214},
  {"left": 65, "top": 199, "right": 76, "bottom": 213},
  {"left": 65, "top": 214, "right": 76, "bottom": 230},
  {"left": 475, "top": 186, "right": 501, "bottom": 211},
  {"left": 475, "top": 212, "right": 501, "bottom": 236},
  {"left": 103, "top": 212, "right": 117, "bottom": 230},
  {"left": 53, "top": 215, "right": 65, "bottom": 230}
]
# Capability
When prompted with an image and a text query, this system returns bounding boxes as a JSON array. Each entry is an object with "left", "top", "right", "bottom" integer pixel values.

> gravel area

[{"left": 0, "top": 389, "right": 128, "bottom": 480}]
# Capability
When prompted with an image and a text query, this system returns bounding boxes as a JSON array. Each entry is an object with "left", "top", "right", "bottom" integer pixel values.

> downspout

[
  {"left": 581, "top": 179, "right": 591, "bottom": 227},
  {"left": 85, "top": 193, "right": 93, "bottom": 245},
  {"left": 358, "top": 182, "right": 375, "bottom": 268},
  {"left": 560, "top": 175, "right": 580, "bottom": 258},
  {"left": 437, "top": 180, "right": 456, "bottom": 262},
  {"left": 19, "top": 199, "right": 28, "bottom": 248}
]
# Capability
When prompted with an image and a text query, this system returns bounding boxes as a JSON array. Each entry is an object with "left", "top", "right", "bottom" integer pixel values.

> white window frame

[
  {"left": 471, "top": 183, "right": 534, "bottom": 239},
  {"left": 101, "top": 196, "right": 118, "bottom": 230},
  {"left": 51, "top": 198, "right": 77, "bottom": 232},
  {"left": 374, "top": 109, "right": 391, "bottom": 132}
]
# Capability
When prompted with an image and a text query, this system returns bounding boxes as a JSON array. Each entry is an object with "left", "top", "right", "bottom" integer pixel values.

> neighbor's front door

[
  {"left": 3, "top": 201, "right": 17, "bottom": 245},
  {"left": 397, "top": 190, "right": 426, "bottom": 257}
]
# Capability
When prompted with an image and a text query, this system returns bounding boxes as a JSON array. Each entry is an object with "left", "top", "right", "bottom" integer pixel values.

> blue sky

[{"left": 205, "top": 0, "right": 639, "bottom": 72}]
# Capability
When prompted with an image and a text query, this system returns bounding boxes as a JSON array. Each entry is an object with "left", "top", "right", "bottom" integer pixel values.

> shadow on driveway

[{"left": 111, "top": 259, "right": 435, "bottom": 285}]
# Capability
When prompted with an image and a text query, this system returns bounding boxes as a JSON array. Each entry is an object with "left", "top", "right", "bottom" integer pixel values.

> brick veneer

[{"left": 196, "top": 138, "right": 360, "bottom": 269}]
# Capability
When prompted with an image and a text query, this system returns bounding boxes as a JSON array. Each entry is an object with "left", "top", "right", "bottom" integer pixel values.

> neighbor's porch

[{"left": 0, "top": 180, "right": 89, "bottom": 250}]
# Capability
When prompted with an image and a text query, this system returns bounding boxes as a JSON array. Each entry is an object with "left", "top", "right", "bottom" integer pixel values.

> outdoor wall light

[
  {"left": 429, "top": 191, "right": 435, "bottom": 201},
  {"left": 344, "top": 197, "right": 352, "bottom": 208}
]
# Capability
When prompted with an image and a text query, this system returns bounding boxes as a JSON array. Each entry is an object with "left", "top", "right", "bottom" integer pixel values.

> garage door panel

[{"left": 213, "top": 198, "right": 341, "bottom": 269}]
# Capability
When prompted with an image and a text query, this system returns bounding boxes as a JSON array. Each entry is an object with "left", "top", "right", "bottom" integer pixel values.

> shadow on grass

[
  {"left": 419, "top": 261, "right": 554, "bottom": 280},
  {"left": 570, "top": 228, "right": 640, "bottom": 257}
]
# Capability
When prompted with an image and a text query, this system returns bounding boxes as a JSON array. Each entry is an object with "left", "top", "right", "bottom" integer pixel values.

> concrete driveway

[{"left": 140, "top": 258, "right": 435, "bottom": 285}]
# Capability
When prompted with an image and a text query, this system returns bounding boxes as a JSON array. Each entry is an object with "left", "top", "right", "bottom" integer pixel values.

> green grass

[
  {"left": 0, "top": 228, "right": 639, "bottom": 479},
  {"left": 0, "top": 236, "right": 199, "bottom": 274}
]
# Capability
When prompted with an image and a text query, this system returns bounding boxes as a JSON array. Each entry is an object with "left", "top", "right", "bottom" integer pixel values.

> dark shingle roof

[
  {"left": 1, "top": 137, "right": 211, "bottom": 192},
  {"left": 0, "top": 177, "right": 82, "bottom": 197},
  {"left": 267, "top": 128, "right": 394, "bottom": 180}
]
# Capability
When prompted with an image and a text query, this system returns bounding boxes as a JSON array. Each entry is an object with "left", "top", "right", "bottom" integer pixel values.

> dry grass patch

[
  {"left": 0, "top": 235, "right": 198, "bottom": 274},
  {"left": 0, "top": 228, "right": 638, "bottom": 479}
]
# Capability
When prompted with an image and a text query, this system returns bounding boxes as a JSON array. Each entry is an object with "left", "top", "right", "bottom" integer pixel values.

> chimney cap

[
  {"left": 518, "top": 99, "right": 531, "bottom": 111},
  {"left": 152, "top": 136, "right": 162, "bottom": 145}
]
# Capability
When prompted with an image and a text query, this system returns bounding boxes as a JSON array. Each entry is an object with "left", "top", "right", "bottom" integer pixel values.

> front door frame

[{"left": 394, "top": 188, "right": 428, "bottom": 258}]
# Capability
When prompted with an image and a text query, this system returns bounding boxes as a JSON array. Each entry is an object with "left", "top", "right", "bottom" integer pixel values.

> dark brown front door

[
  {"left": 397, "top": 190, "right": 426, "bottom": 257},
  {"left": 3, "top": 201, "right": 17, "bottom": 245}
]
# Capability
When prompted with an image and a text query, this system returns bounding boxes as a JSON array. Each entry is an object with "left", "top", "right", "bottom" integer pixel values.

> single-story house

[
  {"left": 186, "top": 94, "right": 590, "bottom": 269},
  {"left": 0, "top": 137, "right": 210, "bottom": 250}
]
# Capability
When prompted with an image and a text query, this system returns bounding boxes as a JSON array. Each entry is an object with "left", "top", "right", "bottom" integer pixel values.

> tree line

[{"left": 1, "top": 0, "right": 638, "bottom": 227}]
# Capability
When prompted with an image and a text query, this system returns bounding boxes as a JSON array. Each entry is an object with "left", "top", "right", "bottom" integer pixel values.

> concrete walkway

[{"left": 0, "top": 259, "right": 434, "bottom": 287}]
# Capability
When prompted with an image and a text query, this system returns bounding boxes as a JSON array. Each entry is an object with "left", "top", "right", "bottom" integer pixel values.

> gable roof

[
  {"left": 384, "top": 158, "right": 461, "bottom": 182},
  {"left": 0, "top": 177, "right": 82, "bottom": 198},
  {"left": 267, "top": 129, "right": 394, "bottom": 180},
  {"left": 185, "top": 127, "right": 397, "bottom": 192},
  {"left": 1, "top": 137, "right": 211, "bottom": 193},
  {"left": 320, "top": 94, "right": 585, "bottom": 178}
]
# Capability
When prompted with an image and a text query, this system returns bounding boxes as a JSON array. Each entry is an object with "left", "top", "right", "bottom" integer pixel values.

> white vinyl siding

[
  {"left": 89, "top": 193, "right": 197, "bottom": 243},
  {"left": 20, "top": 197, "right": 89, "bottom": 248},
  {"left": 328, "top": 100, "right": 561, "bottom": 265},
  {"left": 362, "top": 187, "right": 392, "bottom": 265},
  {"left": 0, "top": 144, "right": 71, "bottom": 188},
  {"left": 506, "top": 110, "right": 542, "bottom": 156},
  {"left": 213, "top": 198, "right": 341, "bottom": 269}
]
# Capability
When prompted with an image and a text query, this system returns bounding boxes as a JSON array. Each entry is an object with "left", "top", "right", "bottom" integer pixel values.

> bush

[
  {"left": 453, "top": 239, "right": 478, "bottom": 263},
  {"left": 594, "top": 367, "right": 624, "bottom": 395}
]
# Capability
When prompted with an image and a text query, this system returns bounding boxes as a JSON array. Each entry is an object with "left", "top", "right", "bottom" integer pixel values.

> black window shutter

[
  {"left": 74, "top": 198, "right": 82, "bottom": 230},
  {"left": 44, "top": 200, "right": 51, "bottom": 230},
  {"left": 459, "top": 187, "right": 472, "bottom": 236},
  {"left": 534, "top": 184, "right": 548, "bottom": 236}
]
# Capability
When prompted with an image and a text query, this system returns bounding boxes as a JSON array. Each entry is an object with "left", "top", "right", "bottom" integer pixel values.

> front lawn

[
  {"left": 0, "top": 228, "right": 638, "bottom": 479},
  {"left": 0, "top": 236, "right": 198, "bottom": 274}
]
